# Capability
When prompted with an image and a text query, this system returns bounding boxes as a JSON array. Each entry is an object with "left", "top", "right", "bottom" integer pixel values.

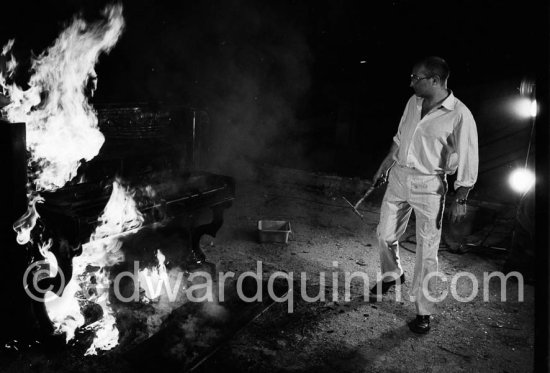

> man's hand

[
  {"left": 372, "top": 158, "right": 394, "bottom": 185},
  {"left": 372, "top": 143, "right": 398, "bottom": 184},
  {"left": 449, "top": 186, "right": 471, "bottom": 223},
  {"left": 449, "top": 201, "right": 467, "bottom": 223},
  {"left": 372, "top": 168, "right": 385, "bottom": 185}
]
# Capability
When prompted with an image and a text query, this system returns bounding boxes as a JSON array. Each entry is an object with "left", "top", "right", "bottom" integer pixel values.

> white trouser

[{"left": 376, "top": 164, "right": 446, "bottom": 315}]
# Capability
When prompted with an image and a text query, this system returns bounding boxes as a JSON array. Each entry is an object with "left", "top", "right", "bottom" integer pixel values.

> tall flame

[
  {"left": 46, "top": 180, "right": 144, "bottom": 355},
  {"left": 0, "top": 4, "right": 147, "bottom": 356},
  {"left": 0, "top": 4, "right": 125, "bottom": 191}
]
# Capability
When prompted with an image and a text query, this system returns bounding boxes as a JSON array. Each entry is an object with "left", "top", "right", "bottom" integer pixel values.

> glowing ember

[
  {"left": 46, "top": 180, "right": 144, "bottom": 355},
  {"left": 0, "top": 4, "right": 125, "bottom": 191}
]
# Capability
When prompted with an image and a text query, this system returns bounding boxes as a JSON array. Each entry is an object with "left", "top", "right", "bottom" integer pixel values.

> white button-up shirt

[{"left": 392, "top": 92, "right": 478, "bottom": 190}]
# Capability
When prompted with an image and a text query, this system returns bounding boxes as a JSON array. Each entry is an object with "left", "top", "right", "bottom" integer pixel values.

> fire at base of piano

[{"left": 1, "top": 104, "right": 236, "bottom": 348}]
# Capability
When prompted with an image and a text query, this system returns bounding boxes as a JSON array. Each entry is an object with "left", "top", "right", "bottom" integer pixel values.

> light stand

[{"left": 506, "top": 78, "right": 536, "bottom": 278}]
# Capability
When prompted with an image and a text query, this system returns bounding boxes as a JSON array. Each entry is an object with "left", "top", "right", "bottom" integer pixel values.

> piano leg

[{"left": 185, "top": 201, "right": 233, "bottom": 264}]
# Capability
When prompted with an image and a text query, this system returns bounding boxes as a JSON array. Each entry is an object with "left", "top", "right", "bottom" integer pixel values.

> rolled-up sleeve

[
  {"left": 392, "top": 117, "right": 403, "bottom": 147},
  {"left": 454, "top": 109, "right": 478, "bottom": 190},
  {"left": 392, "top": 98, "right": 412, "bottom": 146}
]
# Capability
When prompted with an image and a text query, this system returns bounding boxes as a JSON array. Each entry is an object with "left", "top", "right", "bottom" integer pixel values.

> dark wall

[{"left": 0, "top": 0, "right": 545, "bottom": 200}]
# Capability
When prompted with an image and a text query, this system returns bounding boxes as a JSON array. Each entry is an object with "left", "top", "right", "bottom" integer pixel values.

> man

[{"left": 369, "top": 56, "right": 478, "bottom": 334}]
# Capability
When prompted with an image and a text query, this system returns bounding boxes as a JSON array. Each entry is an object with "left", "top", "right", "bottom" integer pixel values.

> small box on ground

[{"left": 258, "top": 220, "right": 291, "bottom": 244}]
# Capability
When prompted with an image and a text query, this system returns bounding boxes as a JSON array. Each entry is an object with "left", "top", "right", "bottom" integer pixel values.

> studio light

[
  {"left": 513, "top": 97, "right": 537, "bottom": 119},
  {"left": 507, "top": 77, "right": 537, "bottom": 195},
  {"left": 508, "top": 167, "right": 535, "bottom": 193}
]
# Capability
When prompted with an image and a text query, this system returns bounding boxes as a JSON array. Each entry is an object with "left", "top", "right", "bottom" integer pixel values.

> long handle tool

[
  {"left": 343, "top": 162, "right": 395, "bottom": 219},
  {"left": 342, "top": 196, "right": 364, "bottom": 219}
]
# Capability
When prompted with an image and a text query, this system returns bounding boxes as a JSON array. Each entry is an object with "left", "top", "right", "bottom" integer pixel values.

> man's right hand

[
  {"left": 372, "top": 159, "right": 394, "bottom": 185},
  {"left": 373, "top": 161, "right": 386, "bottom": 183},
  {"left": 373, "top": 143, "right": 398, "bottom": 184}
]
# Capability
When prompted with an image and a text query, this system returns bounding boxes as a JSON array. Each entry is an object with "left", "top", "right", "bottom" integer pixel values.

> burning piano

[
  {"left": 37, "top": 103, "right": 235, "bottom": 266},
  {"left": 0, "top": 4, "right": 237, "bottom": 358}
]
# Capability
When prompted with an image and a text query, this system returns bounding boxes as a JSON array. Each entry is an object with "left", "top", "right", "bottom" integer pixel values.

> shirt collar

[
  {"left": 415, "top": 90, "right": 457, "bottom": 110},
  {"left": 440, "top": 90, "right": 456, "bottom": 110}
]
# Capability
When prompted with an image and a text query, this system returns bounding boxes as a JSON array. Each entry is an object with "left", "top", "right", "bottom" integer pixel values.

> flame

[
  {"left": 38, "top": 239, "right": 59, "bottom": 278},
  {"left": 82, "top": 269, "right": 119, "bottom": 356},
  {"left": 0, "top": 39, "right": 16, "bottom": 87},
  {"left": 0, "top": 4, "right": 125, "bottom": 191},
  {"left": 138, "top": 250, "right": 189, "bottom": 339},
  {"left": 91, "top": 181, "right": 144, "bottom": 244},
  {"left": 45, "top": 180, "right": 144, "bottom": 355},
  {"left": 7, "top": 4, "right": 125, "bottom": 248},
  {"left": 139, "top": 250, "right": 168, "bottom": 302},
  {"left": 0, "top": 3, "right": 153, "bottom": 356},
  {"left": 12, "top": 195, "right": 44, "bottom": 245}
]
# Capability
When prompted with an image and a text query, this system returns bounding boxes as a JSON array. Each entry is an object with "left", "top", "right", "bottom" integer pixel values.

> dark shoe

[
  {"left": 408, "top": 315, "right": 430, "bottom": 334},
  {"left": 369, "top": 273, "right": 405, "bottom": 296}
]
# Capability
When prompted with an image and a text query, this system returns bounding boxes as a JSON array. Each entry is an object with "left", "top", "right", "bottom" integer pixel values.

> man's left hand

[{"left": 449, "top": 201, "right": 467, "bottom": 223}]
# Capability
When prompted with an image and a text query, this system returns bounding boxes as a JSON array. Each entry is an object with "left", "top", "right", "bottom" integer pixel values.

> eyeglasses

[{"left": 410, "top": 74, "right": 433, "bottom": 83}]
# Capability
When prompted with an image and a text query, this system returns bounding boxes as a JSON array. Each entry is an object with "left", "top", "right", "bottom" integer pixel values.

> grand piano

[
  {"left": 37, "top": 103, "right": 235, "bottom": 263},
  {"left": 0, "top": 103, "right": 235, "bottom": 344}
]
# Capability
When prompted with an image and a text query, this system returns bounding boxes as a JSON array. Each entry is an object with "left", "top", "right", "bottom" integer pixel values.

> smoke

[
  {"left": 92, "top": 0, "right": 313, "bottom": 180},
  {"left": 3, "top": 0, "right": 315, "bottom": 181},
  {"left": 197, "top": 1, "right": 313, "bottom": 179}
]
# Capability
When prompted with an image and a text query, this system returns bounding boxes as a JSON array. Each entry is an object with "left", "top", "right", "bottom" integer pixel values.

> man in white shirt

[{"left": 369, "top": 56, "right": 478, "bottom": 334}]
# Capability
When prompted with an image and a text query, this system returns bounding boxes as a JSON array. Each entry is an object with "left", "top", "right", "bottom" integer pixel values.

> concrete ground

[
  {"left": 196, "top": 167, "right": 534, "bottom": 373},
  {"left": 0, "top": 166, "right": 535, "bottom": 373}
]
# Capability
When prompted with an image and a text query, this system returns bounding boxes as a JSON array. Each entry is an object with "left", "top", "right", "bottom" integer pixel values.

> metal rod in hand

[
  {"left": 343, "top": 162, "right": 394, "bottom": 219},
  {"left": 353, "top": 184, "right": 378, "bottom": 210},
  {"left": 342, "top": 196, "right": 364, "bottom": 219},
  {"left": 342, "top": 179, "right": 383, "bottom": 220}
]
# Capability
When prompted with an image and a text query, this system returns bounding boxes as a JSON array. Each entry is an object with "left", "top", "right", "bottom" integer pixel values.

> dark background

[
  {"left": 0, "top": 0, "right": 546, "bottom": 203},
  {"left": 0, "top": 1, "right": 548, "bottom": 368}
]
